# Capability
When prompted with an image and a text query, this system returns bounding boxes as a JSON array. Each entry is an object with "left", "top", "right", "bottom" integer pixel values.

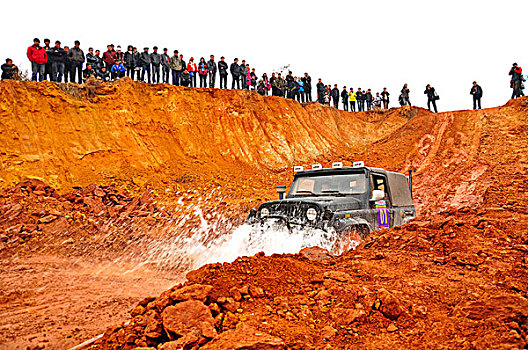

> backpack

[{"left": 434, "top": 90, "right": 440, "bottom": 100}]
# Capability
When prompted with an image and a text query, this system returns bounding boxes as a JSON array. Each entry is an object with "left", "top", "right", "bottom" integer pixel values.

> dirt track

[{"left": 0, "top": 80, "right": 527, "bottom": 349}]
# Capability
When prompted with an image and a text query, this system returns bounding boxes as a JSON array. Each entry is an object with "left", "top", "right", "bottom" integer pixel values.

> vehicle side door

[{"left": 369, "top": 173, "right": 394, "bottom": 230}]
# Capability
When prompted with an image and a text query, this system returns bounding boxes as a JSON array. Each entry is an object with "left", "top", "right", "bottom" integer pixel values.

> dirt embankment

[{"left": 0, "top": 80, "right": 527, "bottom": 349}]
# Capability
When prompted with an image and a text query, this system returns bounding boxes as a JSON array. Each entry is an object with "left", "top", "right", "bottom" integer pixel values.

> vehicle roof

[{"left": 293, "top": 166, "right": 400, "bottom": 177}]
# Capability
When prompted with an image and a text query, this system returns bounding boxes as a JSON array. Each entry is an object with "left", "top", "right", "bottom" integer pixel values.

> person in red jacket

[
  {"left": 187, "top": 57, "right": 197, "bottom": 87},
  {"left": 27, "top": 38, "right": 48, "bottom": 81},
  {"left": 102, "top": 45, "right": 117, "bottom": 69}
]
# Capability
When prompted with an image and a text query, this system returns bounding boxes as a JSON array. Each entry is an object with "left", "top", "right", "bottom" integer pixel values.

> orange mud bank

[{"left": 0, "top": 80, "right": 527, "bottom": 349}]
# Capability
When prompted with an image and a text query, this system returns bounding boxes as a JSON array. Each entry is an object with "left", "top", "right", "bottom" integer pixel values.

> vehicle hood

[{"left": 260, "top": 196, "right": 363, "bottom": 211}]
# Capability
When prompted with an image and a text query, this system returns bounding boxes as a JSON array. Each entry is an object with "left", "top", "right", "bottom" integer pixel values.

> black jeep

[{"left": 247, "top": 163, "right": 415, "bottom": 240}]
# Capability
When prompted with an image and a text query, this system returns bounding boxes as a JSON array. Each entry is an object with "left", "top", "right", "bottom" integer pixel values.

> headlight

[
  {"left": 260, "top": 208, "right": 270, "bottom": 218},
  {"left": 306, "top": 208, "right": 318, "bottom": 221}
]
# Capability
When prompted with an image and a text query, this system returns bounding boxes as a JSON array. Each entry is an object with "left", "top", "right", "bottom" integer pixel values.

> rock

[
  {"left": 144, "top": 310, "right": 162, "bottom": 338},
  {"left": 131, "top": 305, "right": 145, "bottom": 317},
  {"left": 330, "top": 307, "right": 366, "bottom": 325},
  {"left": 375, "top": 288, "right": 404, "bottom": 321},
  {"left": 159, "top": 333, "right": 200, "bottom": 349},
  {"left": 230, "top": 286, "right": 243, "bottom": 302},
  {"left": 249, "top": 285, "right": 265, "bottom": 298},
  {"left": 321, "top": 325, "right": 337, "bottom": 340},
  {"left": 223, "top": 299, "right": 241, "bottom": 313},
  {"left": 462, "top": 295, "right": 528, "bottom": 322},
  {"left": 299, "top": 247, "right": 333, "bottom": 262},
  {"left": 38, "top": 215, "right": 58, "bottom": 224},
  {"left": 387, "top": 324, "right": 398, "bottom": 332},
  {"left": 323, "top": 271, "right": 351, "bottom": 283},
  {"left": 221, "top": 311, "right": 239, "bottom": 330},
  {"left": 201, "top": 324, "right": 285, "bottom": 350},
  {"left": 170, "top": 284, "right": 213, "bottom": 303},
  {"left": 161, "top": 300, "right": 216, "bottom": 339}
]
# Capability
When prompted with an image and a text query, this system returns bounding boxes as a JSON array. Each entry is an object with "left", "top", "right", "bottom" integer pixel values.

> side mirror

[
  {"left": 276, "top": 185, "right": 287, "bottom": 200},
  {"left": 370, "top": 190, "right": 385, "bottom": 201}
]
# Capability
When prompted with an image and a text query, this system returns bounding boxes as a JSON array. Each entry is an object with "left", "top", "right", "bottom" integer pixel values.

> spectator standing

[
  {"left": 140, "top": 47, "right": 151, "bottom": 83},
  {"left": 424, "top": 84, "right": 439, "bottom": 113},
  {"left": 365, "top": 89, "right": 373, "bottom": 110},
  {"left": 230, "top": 58, "right": 241, "bottom": 89},
  {"left": 68, "top": 41, "right": 84, "bottom": 83},
  {"left": 124, "top": 46, "right": 136, "bottom": 79},
  {"left": 356, "top": 88, "right": 364, "bottom": 111},
  {"left": 316, "top": 79, "right": 325, "bottom": 103},
  {"left": 102, "top": 45, "right": 116, "bottom": 69},
  {"left": 270, "top": 73, "right": 277, "bottom": 96},
  {"left": 331, "top": 84, "right": 340, "bottom": 108},
  {"left": 341, "top": 86, "right": 349, "bottom": 111},
  {"left": 27, "top": 38, "right": 48, "bottom": 81},
  {"left": 302, "top": 73, "right": 312, "bottom": 101},
  {"left": 63, "top": 46, "right": 71, "bottom": 82},
  {"left": 187, "top": 57, "right": 197, "bottom": 87},
  {"left": 43, "top": 39, "right": 53, "bottom": 81},
  {"left": 218, "top": 56, "right": 228, "bottom": 88},
  {"left": 49, "top": 41, "right": 66, "bottom": 82},
  {"left": 285, "top": 71, "right": 294, "bottom": 98},
  {"left": 207, "top": 55, "right": 217, "bottom": 88},
  {"left": 470, "top": 81, "right": 483, "bottom": 110},
  {"left": 86, "top": 48, "right": 99, "bottom": 71},
  {"left": 240, "top": 60, "right": 247, "bottom": 89},
  {"left": 381, "top": 88, "right": 390, "bottom": 109},
  {"left": 150, "top": 46, "right": 161, "bottom": 83},
  {"left": 257, "top": 80, "right": 266, "bottom": 96},
  {"left": 1, "top": 59, "right": 18, "bottom": 80},
  {"left": 298, "top": 77, "right": 305, "bottom": 102},
  {"left": 509, "top": 63, "right": 523, "bottom": 98},
  {"left": 198, "top": 57, "right": 208, "bottom": 87},
  {"left": 250, "top": 67, "right": 257, "bottom": 90},
  {"left": 348, "top": 88, "right": 356, "bottom": 112},
  {"left": 115, "top": 46, "right": 124, "bottom": 64},
  {"left": 94, "top": 50, "right": 103, "bottom": 71},
  {"left": 160, "top": 48, "right": 170, "bottom": 83},
  {"left": 180, "top": 55, "right": 187, "bottom": 82},
  {"left": 290, "top": 76, "right": 299, "bottom": 100},
  {"left": 262, "top": 73, "right": 271, "bottom": 95},
  {"left": 133, "top": 48, "right": 141, "bottom": 81},
  {"left": 169, "top": 50, "right": 181, "bottom": 85},
  {"left": 401, "top": 83, "right": 411, "bottom": 106}
]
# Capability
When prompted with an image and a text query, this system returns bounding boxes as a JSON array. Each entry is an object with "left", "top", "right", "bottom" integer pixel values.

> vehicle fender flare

[{"left": 333, "top": 217, "right": 372, "bottom": 233}]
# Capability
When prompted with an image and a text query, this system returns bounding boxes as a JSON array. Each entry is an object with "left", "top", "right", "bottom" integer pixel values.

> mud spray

[{"left": 113, "top": 198, "right": 358, "bottom": 275}]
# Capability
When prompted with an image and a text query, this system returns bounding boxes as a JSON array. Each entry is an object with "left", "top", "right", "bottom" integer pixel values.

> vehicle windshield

[{"left": 289, "top": 173, "right": 367, "bottom": 197}]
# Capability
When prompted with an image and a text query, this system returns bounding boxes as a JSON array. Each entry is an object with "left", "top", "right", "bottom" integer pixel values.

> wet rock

[
  {"left": 161, "top": 300, "right": 216, "bottom": 339},
  {"left": 201, "top": 324, "right": 285, "bottom": 350}
]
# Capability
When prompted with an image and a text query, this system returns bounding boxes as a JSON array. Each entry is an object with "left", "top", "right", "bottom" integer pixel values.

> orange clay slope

[{"left": 96, "top": 96, "right": 528, "bottom": 349}]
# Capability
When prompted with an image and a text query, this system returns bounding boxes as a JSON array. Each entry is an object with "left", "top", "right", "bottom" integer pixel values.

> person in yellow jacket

[{"left": 348, "top": 87, "right": 357, "bottom": 112}]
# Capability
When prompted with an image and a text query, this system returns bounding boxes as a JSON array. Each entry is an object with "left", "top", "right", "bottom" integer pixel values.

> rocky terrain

[{"left": 0, "top": 79, "right": 526, "bottom": 349}]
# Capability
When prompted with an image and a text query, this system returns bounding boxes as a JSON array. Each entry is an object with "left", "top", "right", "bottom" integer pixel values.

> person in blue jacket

[{"left": 110, "top": 60, "right": 126, "bottom": 80}]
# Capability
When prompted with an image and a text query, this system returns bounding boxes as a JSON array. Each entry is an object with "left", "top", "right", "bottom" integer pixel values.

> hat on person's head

[
  {"left": 153, "top": 46, "right": 158, "bottom": 50},
  {"left": 383, "top": 87, "right": 387, "bottom": 89},
  {"left": 33, "top": 38, "right": 40, "bottom": 43},
  {"left": 117, "top": 45, "right": 121, "bottom": 49},
  {"left": 190, "top": 57, "right": 194, "bottom": 60},
  {"left": 513, "top": 62, "right": 518, "bottom": 66},
  {"left": 144, "top": 47, "right": 148, "bottom": 50}
]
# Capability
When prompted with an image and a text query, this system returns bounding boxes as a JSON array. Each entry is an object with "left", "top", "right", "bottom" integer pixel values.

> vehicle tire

[{"left": 333, "top": 225, "right": 370, "bottom": 254}]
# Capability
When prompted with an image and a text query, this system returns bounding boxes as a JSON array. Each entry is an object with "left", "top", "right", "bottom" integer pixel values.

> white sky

[{"left": 1, "top": 0, "right": 526, "bottom": 111}]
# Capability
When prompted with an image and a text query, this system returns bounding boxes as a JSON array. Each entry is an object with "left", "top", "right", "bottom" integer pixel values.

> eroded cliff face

[{"left": 0, "top": 80, "right": 527, "bottom": 349}]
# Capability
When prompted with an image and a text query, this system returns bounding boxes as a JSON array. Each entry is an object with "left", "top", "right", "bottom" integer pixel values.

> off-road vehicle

[{"left": 247, "top": 162, "right": 415, "bottom": 240}]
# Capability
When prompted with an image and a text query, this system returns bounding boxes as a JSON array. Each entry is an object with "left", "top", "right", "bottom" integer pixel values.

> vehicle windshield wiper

[{"left": 320, "top": 190, "right": 348, "bottom": 196}]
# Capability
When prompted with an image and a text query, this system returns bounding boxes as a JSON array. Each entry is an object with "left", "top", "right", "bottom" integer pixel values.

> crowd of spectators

[{"left": 4, "top": 37, "right": 522, "bottom": 112}]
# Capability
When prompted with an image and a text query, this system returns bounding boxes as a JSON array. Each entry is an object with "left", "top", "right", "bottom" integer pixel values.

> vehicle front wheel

[{"left": 333, "top": 225, "right": 370, "bottom": 254}]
